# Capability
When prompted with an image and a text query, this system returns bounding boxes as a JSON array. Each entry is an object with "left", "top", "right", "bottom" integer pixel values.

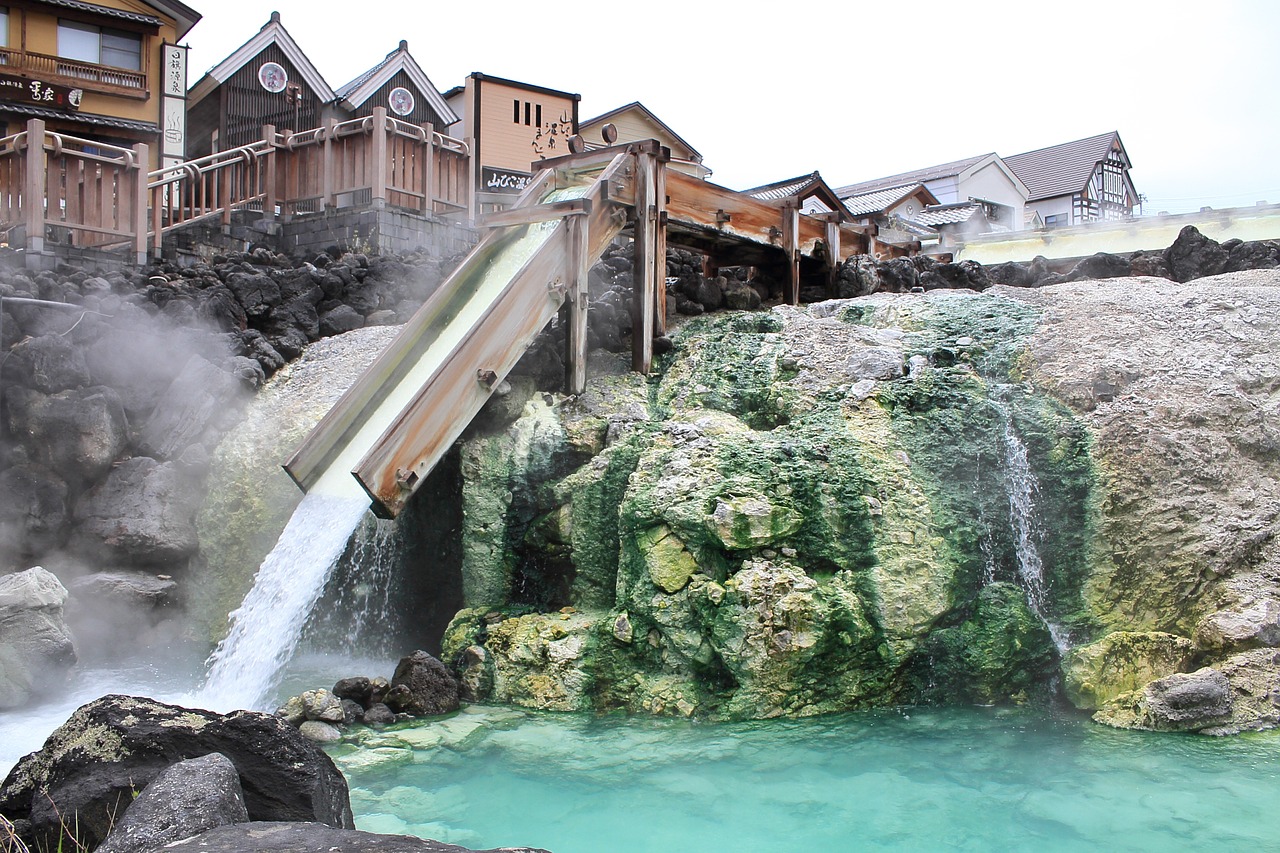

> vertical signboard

[{"left": 160, "top": 43, "right": 188, "bottom": 168}]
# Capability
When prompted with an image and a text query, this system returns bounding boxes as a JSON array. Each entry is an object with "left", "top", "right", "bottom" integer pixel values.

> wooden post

[
  {"left": 632, "top": 150, "right": 655, "bottom": 373},
  {"left": 566, "top": 212, "right": 590, "bottom": 394},
  {"left": 131, "top": 142, "right": 148, "bottom": 265},
  {"left": 322, "top": 117, "right": 336, "bottom": 210},
  {"left": 652, "top": 155, "right": 668, "bottom": 337},
  {"left": 262, "top": 124, "right": 277, "bottom": 222},
  {"left": 370, "top": 107, "right": 387, "bottom": 209},
  {"left": 824, "top": 214, "right": 841, "bottom": 298},
  {"left": 218, "top": 147, "right": 232, "bottom": 227},
  {"left": 420, "top": 122, "right": 435, "bottom": 216},
  {"left": 23, "top": 118, "right": 44, "bottom": 257},
  {"left": 782, "top": 201, "right": 800, "bottom": 305}
]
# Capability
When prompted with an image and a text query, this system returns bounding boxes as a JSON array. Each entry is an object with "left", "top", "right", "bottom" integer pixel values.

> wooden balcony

[{"left": 0, "top": 47, "right": 147, "bottom": 99}]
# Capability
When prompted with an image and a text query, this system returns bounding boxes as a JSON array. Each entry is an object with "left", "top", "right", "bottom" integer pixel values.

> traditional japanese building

[
  {"left": 579, "top": 101, "right": 709, "bottom": 179},
  {"left": 0, "top": 0, "right": 201, "bottom": 167},
  {"left": 186, "top": 11, "right": 334, "bottom": 158},
  {"left": 334, "top": 40, "right": 456, "bottom": 130}
]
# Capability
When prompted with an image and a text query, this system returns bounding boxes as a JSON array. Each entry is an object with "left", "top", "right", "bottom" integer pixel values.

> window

[
  {"left": 58, "top": 19, "right": 142, "bottom": 70},
  {"left": 1044, "top": 213, "right": 1069, "bottom": 229},
  {"left": 0, "top": 8, "right": 8, "bottom": 48}
]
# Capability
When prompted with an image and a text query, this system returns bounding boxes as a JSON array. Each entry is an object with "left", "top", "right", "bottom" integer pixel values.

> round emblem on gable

[
  {"left": 389, "top": 87, "right": 415, "bottom": 116},
  {"left": 258, "top": 62, "right": 288, "bottom": 93}
]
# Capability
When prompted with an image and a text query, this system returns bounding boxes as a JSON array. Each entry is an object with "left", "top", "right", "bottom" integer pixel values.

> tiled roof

[
  {"left": 188, "top": 13, "right": 335, "bottom": 109},
  {"left": 745, "top": 172, "right": 821, "bottom": 201},
  {"left": 835, "top": 153, "right": 993, "bottom": 198},
  {"left": 1004, "top": 132, "right": 1122, "bottom": 202},
  {"left": 0, "top": 102, "right": 158, "bottom": 132},
  {"left": 841, "top": 183, "right": 929, "bottom": 216},
  {"left": 36, "top": 0, "right": 162, "bottom": 27},
  {"left": 910, "top": 203, "right": 983, "bottom": 226}
]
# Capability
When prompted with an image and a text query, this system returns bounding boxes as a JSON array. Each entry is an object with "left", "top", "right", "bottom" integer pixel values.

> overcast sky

[{"left": 185, "top": 0, "right": 1280, "bottom": 215}]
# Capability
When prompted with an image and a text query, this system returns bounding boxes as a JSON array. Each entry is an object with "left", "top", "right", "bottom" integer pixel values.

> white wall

[{"left": 958, "top": 162, "right": 1025, "bottom": 227}]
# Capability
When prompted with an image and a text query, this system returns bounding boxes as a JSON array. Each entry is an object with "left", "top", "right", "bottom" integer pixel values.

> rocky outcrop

[
  {"left": 0, "top": 567, "right": 75, "bottom": 710},
  {"left": 0, "top": 695, "right": 352, "bottom": 852},
  {"left": 95, "top": 753, "right": 248, "bottom": 853},
  {"left": 159, "top": 822, "right": 550, "bottom": 853}
]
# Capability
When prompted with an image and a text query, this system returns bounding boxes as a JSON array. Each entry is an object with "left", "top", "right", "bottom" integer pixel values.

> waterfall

[
  {"left": 198, "top": 486, "right": 370, "bottom": 711},
  {"left": 992, "top": 397, "right": 1071, "bottom": 653}
]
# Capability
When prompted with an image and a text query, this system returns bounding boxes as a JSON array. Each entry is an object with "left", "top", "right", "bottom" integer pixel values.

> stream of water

[{"left": 335, "top": 705, "right": 1280, "bottom": 853}]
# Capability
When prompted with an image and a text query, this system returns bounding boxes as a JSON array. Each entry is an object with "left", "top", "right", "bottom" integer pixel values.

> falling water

[
  {"left": 993, "top": 397, "right": 1070, "bottom": 652},
  {"left": 198, "top": 488, "right": 370, "bottom": 711}
]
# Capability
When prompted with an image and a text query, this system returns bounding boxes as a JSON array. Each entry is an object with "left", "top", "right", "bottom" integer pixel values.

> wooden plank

[
  {"left": 477, "top": 197, "right": 591, "bottom": 228},
  {"left": 371, "top": 108, "right": 387, "bottom": 206},
  {"left": 632, "top": 150, "right": 655, "bottom": 374},
  {"left": 566, "top": 212, "right": 589, "bottom": 394},
  {"left": 653, "top": 157, "right": 668, "bottom": 337},
  {"left": 131, "top": 143, "right": 147, "bottom": 264},
  {"left": 783, "top": 202, "right": 800, "bottom": 305},
  {"left": 825, "top": 216, "right": 841, "bottom": 297}
]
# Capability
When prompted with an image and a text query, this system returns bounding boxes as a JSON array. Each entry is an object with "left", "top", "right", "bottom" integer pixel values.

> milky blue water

[{"left": 331, "top": 705, "right": 1279, "bottom": 853}]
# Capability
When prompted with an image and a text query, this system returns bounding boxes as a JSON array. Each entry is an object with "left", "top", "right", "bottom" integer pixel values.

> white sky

[{"left": 184, "top": 0, "right": 1280, "bottom": 215}]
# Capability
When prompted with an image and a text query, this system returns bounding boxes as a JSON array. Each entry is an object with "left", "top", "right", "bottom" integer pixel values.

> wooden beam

[
  {"left": 370, "top": 107, "right": 387, "bottom": 208},
  {"left": 23, "top": 119, "right": 44, "bottom": 256},
  {"left": 783, "top": 202, "right": 800, "bottom": 305},
  {"left": 533, "top": 138, "right": 663, "bottom": 174},
  {"left": 262, "top": 124, "right": 277, "bottom": 224},
  {"left": 825, "top": 215, "right": 841, "bottom": 298},
  {"left": 632, "top": 150, "right": 655, "bottom": 374},
  {"left": 131, "top": 142, "right": 148, "bottom": 265},
  {"left": 565, "top": 212, "right": 590, "bottom": 395},
  {"left": 476, "top": 197, "right": 592, "bottom": 229},
  {"left": 652, "top": 157, "right": 668, "bottom": 338}
]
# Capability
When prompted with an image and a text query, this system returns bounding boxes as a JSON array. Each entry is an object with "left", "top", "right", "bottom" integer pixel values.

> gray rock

[
  {"left": 844, "top": 347, "right": 904, "bottom": 381},
  {"left": 361, "top": 703, "right": 395, "bottom": 726},
  {"left": 163, "top": 821, "right": 551, "bottom": 852},
  {"left": 0, "top": 567, "right": 75, "bottom": 710},
  {"left": 298, "top": 721, "right": 342, "bottom": 743},
  {"left": 300, "top": 689, "right": 344, "bottom": 723},
  {"left": 319, "top": 304, "right": 365, "bottom": 336},
  {"left": 1, "top": 334, "right": 90, "bottom": 393},
  {"left": 95, "top": 753, "right": 248, "bottom": 853},
  {"left": 389, "top": 650, "right": 460, "bottom": 717},
  {"left": 3, "top": 385, "right": 129, "bottom": 486},
  {"left": 331, "top": 676, "right": 371, "bottom": 705},
  {"left": 73, "top": 458, "right": 201, "bottom": 566},
  {"left": 1144, "top": 668, "right": 1234, "bottom": 731},
  {"left": 138, "top": 356, "right": 244, "bottom": 460},
  {"left": 0, "top": 695, "right": 353, "bottom": 852},
  {"left": 69, "top": 571, "right": 177, "bottom": 609},
  {"left": 0, "top": 463, "right": 69, "bottom": 555}
]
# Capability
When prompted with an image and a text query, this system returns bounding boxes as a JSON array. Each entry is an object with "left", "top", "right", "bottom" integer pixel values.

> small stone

[
  {"left": 275, "top": 695, "right": 305, "bottom": 726},
  {"left": 362, "top": 703, "right": 395, "bottom": 726},
  {"left": 298, "top": 721, "right": 342, "bottom": 742},
  {"left": 613, "top": 612, "right": 634, "bottom": 644}
]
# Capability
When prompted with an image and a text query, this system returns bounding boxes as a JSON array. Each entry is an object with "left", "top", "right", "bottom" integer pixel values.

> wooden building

[
  {"left": 334, "top": 40, "right": 456, "bottom": 130},
  {"left": 0, "top": 0, "right": 200, "bottom": 167},
  {"left": 579, "top": 101, "right": 710, "bottom": 179},
  {"left": 443, "top": 72, "right": 579, "bottom": 214},
  {"left": 186, "top": 11, "right": 334, "bottom": 158}
]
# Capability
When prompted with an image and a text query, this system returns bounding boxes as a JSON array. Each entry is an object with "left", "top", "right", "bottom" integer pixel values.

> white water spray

[{"left": 993, "top": 397, "right": 1070, "bottom": 653}]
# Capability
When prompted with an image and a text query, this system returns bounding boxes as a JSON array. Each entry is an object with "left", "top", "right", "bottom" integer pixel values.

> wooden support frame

[
  {"left": 477, "top": 197, "right": 592, "bottom": 229},
  {"left": 565, "top": 211, "right": 590, "bottom": 394},
  {"left": 370, "top": 107, "right": 388, "bottom": 209},
  {"left": 782, "top": 200, "right": 801, "bottom": 305},
  {"left": 131, "top": 143, "right": 148, "bottom": 265},
  {"left": 23, "top": 119, "right": 44, "bottom": 256},
  {"left": 823, "top": 213, "right": 842, "bottom": 297},
  {"left": 632, "top": 149, "right": 657, "bottom": 373}
]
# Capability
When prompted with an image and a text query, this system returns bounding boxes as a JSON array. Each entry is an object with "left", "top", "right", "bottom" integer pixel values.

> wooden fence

[{"left": 0, "top": 107, "right": 471, "bottom": 264}]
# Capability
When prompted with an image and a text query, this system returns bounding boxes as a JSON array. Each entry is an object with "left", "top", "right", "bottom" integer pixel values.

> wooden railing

[
  {"left": 0, "top": 119, "right": 148, "bottom": 262},
  {"left": 0, "top": 47, "right": 147, "bottom": 96},
  {"left": 0, "top": 108, "right": 470, "bottom": 263}
]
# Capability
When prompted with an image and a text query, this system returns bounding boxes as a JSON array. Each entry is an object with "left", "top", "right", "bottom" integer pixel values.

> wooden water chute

[{"left": 284, "top": 139, "right": 868, "bottom": 519}]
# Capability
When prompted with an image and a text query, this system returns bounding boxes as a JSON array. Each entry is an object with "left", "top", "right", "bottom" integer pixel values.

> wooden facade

[{"left": 0, "top": 0, "right": 200, "bottom": 167}]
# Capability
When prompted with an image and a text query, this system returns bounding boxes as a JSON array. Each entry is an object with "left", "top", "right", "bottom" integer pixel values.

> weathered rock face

[
  {"left": 0, "top": 695, "right": 352, "bottom": 851},
  {"left": 389, "top": 651, "right": 460, "bottom": 717},
  {"left": 159, "top": 821, "right": 550, "bottom": 853},
  {"left": 95, "top": 752, "right": 249, "bottom": 853},
  {"left": 73, "top": 457, "right": 202, "bottom": 566},
  {"left": 441, "top": 270, "right": 1280, "bottom": 731},
  {"left": 0, "top": 567, "right": 75, "bottom": 710}
]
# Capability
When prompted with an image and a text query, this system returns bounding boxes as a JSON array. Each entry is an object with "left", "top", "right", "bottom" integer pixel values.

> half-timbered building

[{"left": 1004, "top": 131, "right": 1139, "bottom": 227}]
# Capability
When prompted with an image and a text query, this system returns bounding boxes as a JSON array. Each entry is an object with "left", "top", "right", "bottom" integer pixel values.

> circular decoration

[
  {"left": 258, "top": 62, "right": 288, "bottom": 93},
  {"left": 388, "top": 87, "right": 415, "bottom": 116}
]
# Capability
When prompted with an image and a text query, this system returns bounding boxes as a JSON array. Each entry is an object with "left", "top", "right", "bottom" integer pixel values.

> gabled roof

[
  {"left": 580, "top": 101, "right": 702, "bottom": 161},
  {"left": 1004, "top": 132, "right": 1128, "bottom": 202},
  {"left": 37, "top": 0, "right": 201, "bottom": 38},
  {"left": 188, "top": 12, "right": 335, "bottom": 109},
  {"left": 836, "top": 152, "right": 1029, "bottom": 200},
  {"left": 334, "top": 40, "right": 459, "bottom": 125},
  {"left": 840, "top": 182, "right": 939, "bottom": 217},
  {"left": 744, "top": 171, "right": 849, "bottom": 221}
]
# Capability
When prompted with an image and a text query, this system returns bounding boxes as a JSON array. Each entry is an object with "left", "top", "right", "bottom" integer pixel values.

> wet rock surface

[{"left": 0, "top": 566, "right": 75, "bottom": 710}]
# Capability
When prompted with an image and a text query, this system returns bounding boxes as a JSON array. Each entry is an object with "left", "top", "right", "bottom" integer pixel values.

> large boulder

[
  {"left": 0, "top": 567, "right": 75, "bottom": 710},
  {"left": 1094, "top": 667, "right": 1234, "bottom": 732},
  {"left": 0, "top": 334, "right": 90, "bottom": 393},
  {"left": 95, "top": 753, "right": 248, "bottom": 853},
  {"left": 3, "top": 385, "right": 129, "bottom": 486},
  {"left": 137, "top": 356, "right": 245, "bottom": 460},
  {"left": 1164, "top": 225, "right": 1229, "bottom": 282},
  {"left": 1061, "top": 631, "right": 1196, "bottom": 710},
  {"left": 73, "top": 457, "right": 201, "bottom": 566},
  {"left": 0, "top": 463, "right": 69, "bottom": 556},
  {"left": 161, "top": 822, "right": 550, "bottom": 852},
  {"left": 389, "top": 651, "right": 460, "bottom": 717},
  {"left": 0, "top": 695, "right": 353, "bottom": 852}
]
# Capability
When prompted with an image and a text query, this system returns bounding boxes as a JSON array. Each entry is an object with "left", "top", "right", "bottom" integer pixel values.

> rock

[
  {"left": 275, "top": 695, "right": 305, "bottom": 726},
  {"left": 225, "top": 271, "right": 280, "bottom": 319},
  {"left": 0, "top": 463, "right": 69, "bottom": 555},
  {"left": 362, "top": 703, "right": 396, "bottom": 726},
  {"left": 340, "top": 699, "right": 364, "bottom": 725},
  {"left": 300, "top": 688, "right": 345, "bottom": 723},
  {"left": 1200, "top": 648, "right": 1280, "bottom": 734},
  {"left": 72, "top": 457, "right": 201, "bottom": 566},
  {"left": 69, "top": 571, "right": 177, "bottom": 610},
  {"left": 710, "top": 495, "right": 802, "bottom": 550},
  {"left": 159, "top": 821, "right": 551, "bottom": 852},
  {"left": 3, "top": 385, "right": 129, "bottom": 486},
  {"left": 0, "top": 567, "right": 75, "bottom": 710},
  {"left": 298, "top": 721, "right": 343, "bottom": 743},
  {"left": 389, "top": 651, "right": 460, "bottom": 717},
  {"left": 138, "top": 356, "right": 244, "bottom": 460},
  {"left": 844, "top": 347, "right": 904, "bottom": 381},
  {"left": 319, "top": 304, "right": 365, "bottom": 336},
  {"left": 1164, "top": 225, "right": 1229, "bottom": 282},
  {"left": 1061, "top": 631, "right": 1196, "bottom": 710},
  {"left": 95, "top": 753, "right": 249, "bottom": 853},
  {"left": 1, "top": 334, "right": 90, "bottom": 393},
  {"left": 0, "top": 695, "right": 353, "bottom": 852},
  {"left": 332, "top": 676, "right": 372, "bottom": 705},
  {"left": 1194, "top": 600, "right": 1280, "bottom": 653},
  {"left": 723, "top": 280, "right": 762, "bottom": 310},
  {"left": 638, "top": 524, "right": 699, "bottom": 593},
  {"left": 1066, "top": 253, "right": 1131, "bottom": 281},
  {"left": 1095, "top": 668, "right": 1234, "bottom": 732},
  {"left": 369, "top": 676, "right": 391, "bottom": 705}
]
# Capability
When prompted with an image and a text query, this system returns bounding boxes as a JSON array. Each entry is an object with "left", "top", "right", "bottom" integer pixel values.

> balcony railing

[{"left": 0, "top": 47, "right": 147, "bottom": 97}]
